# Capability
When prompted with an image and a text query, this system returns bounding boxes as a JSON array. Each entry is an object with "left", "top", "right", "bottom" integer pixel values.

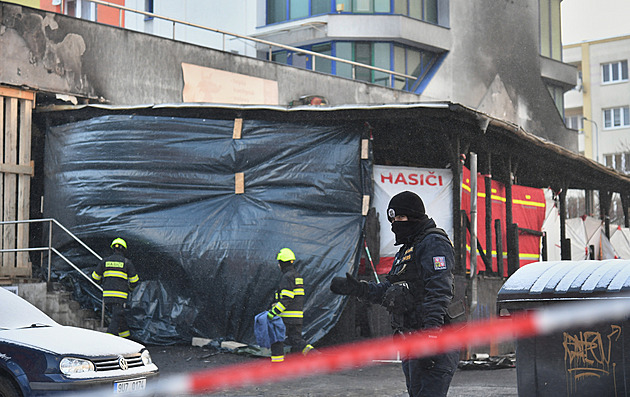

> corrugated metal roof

[
  {"left": 36, "top": 101, "right": 452, "bottom": 113},
  {"left": 497, "top": 260, "right": 630, "bottom": 304}
]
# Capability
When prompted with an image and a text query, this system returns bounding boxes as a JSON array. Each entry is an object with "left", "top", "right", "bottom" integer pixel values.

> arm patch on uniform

[{"left": 433, "top": 256, "right": 447, "bottom": 270}]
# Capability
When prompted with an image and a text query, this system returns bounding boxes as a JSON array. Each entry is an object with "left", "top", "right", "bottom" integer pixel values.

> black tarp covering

[{"left": 43, "top": 114, "right": 372, "bottom": 345}]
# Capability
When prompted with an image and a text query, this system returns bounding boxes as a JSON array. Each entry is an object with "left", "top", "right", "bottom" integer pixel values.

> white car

[{"left": 0, "top": 286, "right": 158, "bottom": 396}]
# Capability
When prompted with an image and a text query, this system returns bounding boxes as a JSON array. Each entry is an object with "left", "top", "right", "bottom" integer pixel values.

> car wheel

[{"left": 0, "top": 376, "right": 20, "bottom": 397}]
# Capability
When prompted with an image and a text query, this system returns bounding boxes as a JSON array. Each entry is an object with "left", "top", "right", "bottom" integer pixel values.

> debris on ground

[{"left": 458, "top": 353, "right": 516, "bottom": 370}]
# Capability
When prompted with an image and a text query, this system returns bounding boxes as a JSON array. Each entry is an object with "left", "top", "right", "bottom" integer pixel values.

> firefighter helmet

[
  {"left": 277, "top": 248, "right": 296, "bottom": 262},
  {"left": 111, "top": 238, "right": 127, "bottom": 250}
]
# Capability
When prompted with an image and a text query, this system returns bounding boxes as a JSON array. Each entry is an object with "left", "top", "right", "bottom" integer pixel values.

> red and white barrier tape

[{"left": 79, "top": 297, "right": 630, "bottom": 396}]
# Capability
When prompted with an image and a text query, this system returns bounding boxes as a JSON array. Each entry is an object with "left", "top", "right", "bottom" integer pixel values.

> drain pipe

[{"left": 470, "top": 152, "right": 478, "bottom": 315}]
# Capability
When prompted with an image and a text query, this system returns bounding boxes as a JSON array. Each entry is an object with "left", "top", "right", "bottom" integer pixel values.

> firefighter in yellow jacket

[
  {"left": 92, "top": 238, "right": 139, "bottom": 338},
  {"left": 267, "top": 248, "right": 314, "bottom": 363}
]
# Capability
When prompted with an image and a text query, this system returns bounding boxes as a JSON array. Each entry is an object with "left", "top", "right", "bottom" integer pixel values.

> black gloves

[{"left": 330, "top": 272, "right": 368, "bottom": 297}]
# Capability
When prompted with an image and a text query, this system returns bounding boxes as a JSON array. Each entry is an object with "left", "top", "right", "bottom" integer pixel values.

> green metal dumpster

[{"left": 497, "top": 260, "right": 630, "bottom": 397}]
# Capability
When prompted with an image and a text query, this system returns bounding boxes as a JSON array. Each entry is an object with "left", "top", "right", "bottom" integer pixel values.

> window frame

[
  {"left": 565, "top": 115, "right": 583, "bottom": 131},
  {"left": 603, "top": 106, "right": 630, "bottom": 129},
  {"left": 546, "top": 83, "right": 565, "bottom": 117},
  {"left": 604, "top": 152, "right": 630, "bottom": 174},
  {"left": 539, "top": 0, "right": 562, "bottom": 61},
  {"left": 144, "top": 0, "right": 154, "bottom": 21},
  {"left": 269, "top": 40, "right": 440, "bottom": 93},
  {"left": 602, "top": 60, "right": 629, "bottom": 84},
  {"left": 266, "top": 0, "right": 439, "bottom": 25}
]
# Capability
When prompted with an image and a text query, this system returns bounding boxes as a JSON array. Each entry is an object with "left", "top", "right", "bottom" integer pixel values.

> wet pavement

[{"left": 147, "top": 344, "right": 518, "bottom": 396}]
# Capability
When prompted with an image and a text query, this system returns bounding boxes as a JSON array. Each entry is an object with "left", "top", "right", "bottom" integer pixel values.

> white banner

[{"left": 373, "top": 165, "right": 453, "bottom": 258}]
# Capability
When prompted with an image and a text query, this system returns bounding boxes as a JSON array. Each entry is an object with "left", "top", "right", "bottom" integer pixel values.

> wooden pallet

[{"left": 0, "top": 275, "right": 38, "bottom": 286}]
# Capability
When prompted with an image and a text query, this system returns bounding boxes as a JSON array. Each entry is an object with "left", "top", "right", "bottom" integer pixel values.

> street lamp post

[{"left": 583, "top": 117, "right": 599, "bottom": 163}]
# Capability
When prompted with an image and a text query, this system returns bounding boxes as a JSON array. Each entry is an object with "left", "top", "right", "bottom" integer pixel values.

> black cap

[{"left": 387, "top": 191, "right": 426, "bottom": 221}]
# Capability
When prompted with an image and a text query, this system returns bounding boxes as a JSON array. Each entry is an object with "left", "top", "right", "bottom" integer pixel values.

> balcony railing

[
  {"left": 0, "top": 218, "right": 105, "bottom": 327},
  {"left": 82, "top": 0, "right": 418, "bottom": 88}
]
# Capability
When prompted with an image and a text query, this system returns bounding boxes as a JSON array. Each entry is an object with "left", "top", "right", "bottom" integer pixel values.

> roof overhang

[{"left": 35, "top": 101, "right": 630, "bottom": 195}]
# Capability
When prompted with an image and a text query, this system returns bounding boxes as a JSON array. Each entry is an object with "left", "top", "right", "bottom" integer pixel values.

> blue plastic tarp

[{"left": 43, "top": 113, "right": 372, "bottom": 345}]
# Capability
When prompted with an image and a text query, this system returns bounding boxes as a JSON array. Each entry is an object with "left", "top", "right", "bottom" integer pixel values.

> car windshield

[{"left": 0, "top": 287, "right": 57, "bottom": 330}]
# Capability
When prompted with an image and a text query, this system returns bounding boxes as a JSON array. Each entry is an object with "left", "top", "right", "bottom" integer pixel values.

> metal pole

[
  {"left": 452, "top": 138, "right": 464, "bottom": 275},
  {"left": 495, "top": 219, "right": 503, "bottom": 276},
  {"left": 172, "top": 21, "right": 176, "bottom": 39},
  {"left": 47, "top": 219, "right": 53, "bottom": 285},
  {"left": 363, "top": 240, "right": 380, "bottom": 283},
  {"left": 484, "top": 153, "right": 493, "bottom": 275},
  {"left": 470, "top": 152, "right": 478, "bottom": 315},
  {"left": 559, "top": 189, "right": 571, "bottom": 260},
  {"left": 583, "top": 117, "right": 599, "bottom": 163}
]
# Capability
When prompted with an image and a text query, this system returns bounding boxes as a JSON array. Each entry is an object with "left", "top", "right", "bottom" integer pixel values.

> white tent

[
  {"left": 610, "top": 226, "right": 630, "bottom": 258},
  {"left": 541, "top": 188, "right": 623, "bottom": 260}
]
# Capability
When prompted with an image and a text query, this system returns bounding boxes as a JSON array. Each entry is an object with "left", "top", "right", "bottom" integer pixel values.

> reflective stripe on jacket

[
  {"left": 92, "top": 253, "right": 139, "bottom": 303},
  {"left": 270, "top": 266, "right": 304, "bottom": 325}
]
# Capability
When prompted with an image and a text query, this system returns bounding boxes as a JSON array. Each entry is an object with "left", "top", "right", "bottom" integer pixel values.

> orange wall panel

[{"left": 97, "top": 0, "right": 125, "bottom": 26}]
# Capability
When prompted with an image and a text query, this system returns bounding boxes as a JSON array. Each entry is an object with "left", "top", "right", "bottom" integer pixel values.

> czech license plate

[{"left": 113, "top": 378, "right": 146, "bottom": 394}]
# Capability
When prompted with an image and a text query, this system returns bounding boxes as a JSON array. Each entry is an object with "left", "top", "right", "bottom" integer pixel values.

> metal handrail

[
  {"left": 0, "top": 219, "right": 105, "bottom": 328},
  {"left": 87, "top": 0, "right": 418, "bottom": 86}
]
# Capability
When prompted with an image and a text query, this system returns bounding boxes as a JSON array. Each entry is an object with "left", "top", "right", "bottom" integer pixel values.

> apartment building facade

[
  {"left": 250, "top": 0, "right": 577, "bottom": 149},
  {"left": 11, "top": 0, "right": 125, "bottom": 25},
  {"left": 564, "top": 35, "right": 630, "bottom": 171},
  {"left": 5, "top": 0, "right": 577, "bottom": 150}
]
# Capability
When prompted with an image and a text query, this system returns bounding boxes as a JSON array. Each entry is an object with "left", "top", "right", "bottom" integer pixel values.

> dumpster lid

[{"left": 497, "top": 260, "right": 630, "bottom": 310}]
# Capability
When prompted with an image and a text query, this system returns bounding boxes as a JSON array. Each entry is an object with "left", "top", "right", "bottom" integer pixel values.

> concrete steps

[{"left": 17, "top": 282, "right": 106, "bottom": 332}]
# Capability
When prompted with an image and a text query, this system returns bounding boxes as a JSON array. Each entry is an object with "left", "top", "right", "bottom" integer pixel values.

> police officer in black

[
  {"left": 330, "top": 191, "right": 459, "bottom": 397},
  {"left": 92, "top": 238, "right": 139, "bottom": 338}
]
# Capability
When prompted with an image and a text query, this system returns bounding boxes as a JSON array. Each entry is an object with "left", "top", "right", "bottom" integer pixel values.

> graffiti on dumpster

[{"left": 563, "top": 325, "right": 621, "bottom": 395}]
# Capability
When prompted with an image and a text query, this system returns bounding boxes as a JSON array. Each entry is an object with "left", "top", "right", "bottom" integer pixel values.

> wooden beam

[
  {"left": 232, "top": 118, "right": 243, "bottom": 139},
  {"left": 18, "top": 98, "right": 32, "bottom": 271},
  {"left": 0, "top": 86, "right": 35, "bottom": 102},
  {"left": 3, "top": 98, "right": 17, "bottom": 270},
  {"left": 0, "top": 161, "right": 34, "bottom": 176},
  {"left": 235, "top": 172, "right": 244, "bottom": 194}
]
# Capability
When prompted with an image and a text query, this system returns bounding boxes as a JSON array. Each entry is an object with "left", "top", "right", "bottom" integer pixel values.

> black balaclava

[{"left": 387, "top": 191, "right": 430, "bottom": 245}]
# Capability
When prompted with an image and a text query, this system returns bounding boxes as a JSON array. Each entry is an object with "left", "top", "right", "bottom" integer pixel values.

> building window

[
  {"left": 604, "top": 152, "right": 630, "bottom": 174},
  {"left": 312, "top": 0, "right": 332, "bottom": 14},
  {"left": 539, "top": 0, "right": 561, "bottom": 60},
  {"left": 312, "top": 43, "right": 332, "bottom": 74},
  {"left": 272, "top": 51, "right": 288, "bottom": 64},
  {"left": 271, "top": 41, "right": 440, "bottom": 93},
  {"left": 565, "top": 115, "right": 583, "bottom": 131},
  {"left": 144, "top": 0, "right": 154, "bottom": 21},
  {"left": 394, "top": 0, "right": 438, "bottom": 23},
  {"left": 64, "top": 0, "right": 97, "bottom": 21},
  {"left": 373, "top": 42, "right": 391, "bottom": 86},
  {"left": 393, "top": 45, "right": 438, "bottom": 91},
  {"left": 336, "top": 0, "right": 388, "bottom": 13},
  {"left": 335, "top": 42, "right": 353, "bottom": 79},
  {"left": 546, "top": 84, "right": 564, "bottom": 116},
  {"left": 603, "top": 106, "right": 630, "bottom": 129},
  {"left": 602, "top": 60, "right": 629, "bottom": 84},
  {"left": 267, "top": 0, "right": 287, "bottom": 24},
  {"left": 290, "top": 0, "right": 309, "bottom": 19},
  {"left": 267, "top": 0, "right": 438, "bottom": 24}
]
